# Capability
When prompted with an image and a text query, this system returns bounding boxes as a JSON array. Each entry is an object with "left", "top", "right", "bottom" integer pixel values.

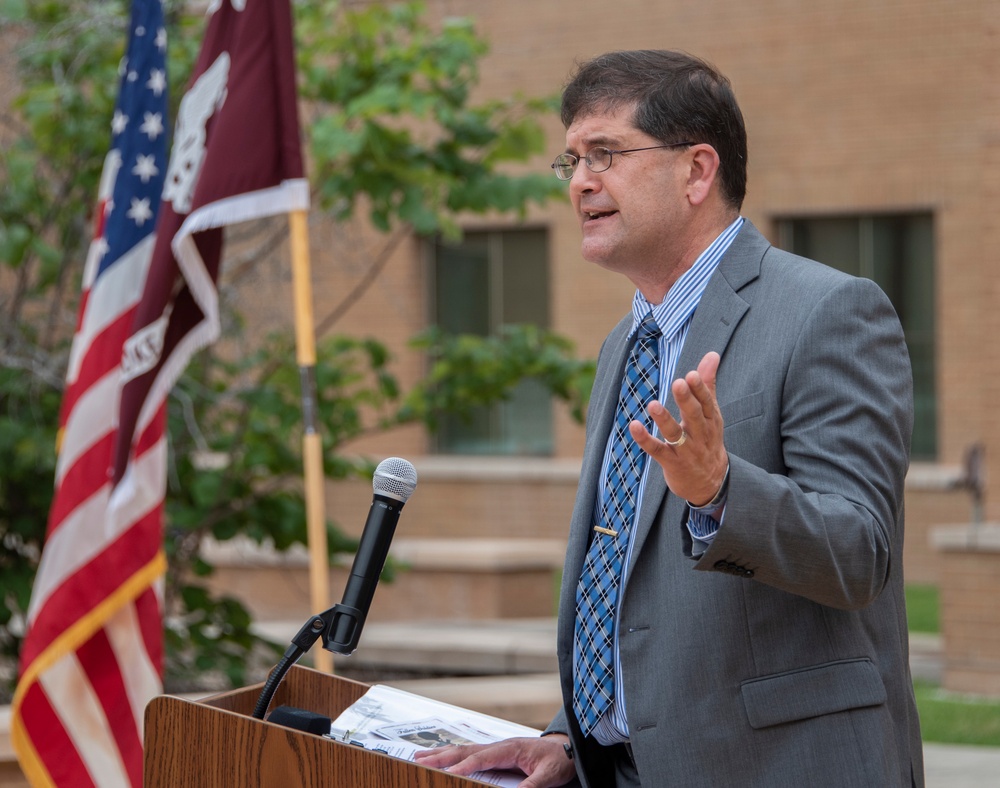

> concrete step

[
  {"left": 326, "top": 457, "right": 582, "bottom": 541},
  {"left": 253, "top": 617, "right": 559, "bottom": 676},
  {"left": 255, "top": 619, "right": 943, "bottom": 683},
  {"left": 910, "top": 632, "right": 944, "bottom": 683},
  {"left": 203, "top": 536, "right": 566, "bottom": 625}
]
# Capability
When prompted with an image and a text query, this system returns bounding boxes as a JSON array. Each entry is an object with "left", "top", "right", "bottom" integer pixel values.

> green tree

[{"left": 0, "top": 0, "right": 591, "bottom": 694}]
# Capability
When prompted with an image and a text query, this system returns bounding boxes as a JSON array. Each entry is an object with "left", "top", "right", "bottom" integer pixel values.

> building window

[
  {"left": 429, "top": 228, "right": 552, "bottom": 455},
  {"left": 776, "top": 214, "right": 936, "bottom": 459}
]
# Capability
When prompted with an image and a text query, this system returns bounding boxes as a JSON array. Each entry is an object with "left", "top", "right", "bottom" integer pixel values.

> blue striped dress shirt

[{"left": 588, "top": 216, "right": 744, "bottom": 745}]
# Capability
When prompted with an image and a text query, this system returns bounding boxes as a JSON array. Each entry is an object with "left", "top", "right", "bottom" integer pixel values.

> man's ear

[{"left": 686, "top": 144, "right": 722, "bottom": 206}]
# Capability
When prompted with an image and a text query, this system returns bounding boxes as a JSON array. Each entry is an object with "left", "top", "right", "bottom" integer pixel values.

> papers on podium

[{"left": 329, "top": 684, "right": 543, "bottom": 787}]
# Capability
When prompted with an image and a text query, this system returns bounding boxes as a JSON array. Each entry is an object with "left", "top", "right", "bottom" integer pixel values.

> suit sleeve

[
  {"left": 692, "top": 276, "right": 913, "bottom": 610},
  {"left": 544, "top": 707, "right": 570, "bottom": 737}
]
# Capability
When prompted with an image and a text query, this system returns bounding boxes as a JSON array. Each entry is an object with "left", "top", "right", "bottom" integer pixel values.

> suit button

[
  {"left": 714, "top": 560, "right": 730, "bottom": 572},
  {"left": 742, "top": 568, "right": 755, "bottom": 578}
]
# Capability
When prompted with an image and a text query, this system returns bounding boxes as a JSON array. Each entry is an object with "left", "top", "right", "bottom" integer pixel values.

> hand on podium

[{"left": 413, "top": 734, "right": 577, "bottom": 788}]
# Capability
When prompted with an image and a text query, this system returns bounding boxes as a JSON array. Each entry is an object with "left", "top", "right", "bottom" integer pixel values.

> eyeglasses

[{"left": 550, "top": 142, "right": 695, "bottom": 181}]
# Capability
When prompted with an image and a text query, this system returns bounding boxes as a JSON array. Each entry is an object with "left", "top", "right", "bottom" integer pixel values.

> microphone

[
  {"left": 250, "top": 457, "right": 416, "bottom": 720},
  {"left": 324, "top": 457, "right": 418, "bottom": 655}
]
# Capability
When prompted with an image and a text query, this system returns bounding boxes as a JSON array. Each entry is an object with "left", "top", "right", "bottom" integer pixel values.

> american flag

[
  {"left": 12, "top": 1, "right": 170, "bottom": 785},
  {"left": 12, "top": 0, "right": 307, "bottom": 784}
]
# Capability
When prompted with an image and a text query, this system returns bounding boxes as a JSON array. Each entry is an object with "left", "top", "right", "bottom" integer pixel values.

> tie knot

[{"left": 635, "top": 313, "right": 660, "bottom": 342}]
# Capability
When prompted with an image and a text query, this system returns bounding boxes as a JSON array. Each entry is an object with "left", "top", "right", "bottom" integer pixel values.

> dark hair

[{"left": 561, "top": 50, "right": 747, "bottom": 209}]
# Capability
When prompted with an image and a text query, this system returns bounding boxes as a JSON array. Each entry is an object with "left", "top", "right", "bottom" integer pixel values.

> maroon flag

[{"left": 117, "top": 0, "right": 308, "bottom": 476}]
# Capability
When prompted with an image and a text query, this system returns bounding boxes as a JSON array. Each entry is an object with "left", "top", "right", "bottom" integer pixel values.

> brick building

[
  {"left": 2, "top": 4, "right": 997, "bottom": 781},
  {"left": 8, "top": 0, "right": 993, "bottom": 601},
  {"left": 234, "top": 0, "right": 997, "bottom": 596}
]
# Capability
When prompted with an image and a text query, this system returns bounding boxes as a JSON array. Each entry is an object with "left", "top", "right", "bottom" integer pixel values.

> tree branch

[{"left": 314, "top": 224, "right": 411, "bottom": 337}]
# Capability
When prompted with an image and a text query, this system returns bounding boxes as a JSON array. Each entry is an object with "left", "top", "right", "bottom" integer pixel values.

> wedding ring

[{"left": 664, "top": 429, "right": 687, "bottom": 447}]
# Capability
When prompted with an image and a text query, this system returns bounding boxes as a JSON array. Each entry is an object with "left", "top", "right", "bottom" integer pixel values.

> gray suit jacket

[{"left": 551, "top": 222, "right": 922, "bottom": 787}]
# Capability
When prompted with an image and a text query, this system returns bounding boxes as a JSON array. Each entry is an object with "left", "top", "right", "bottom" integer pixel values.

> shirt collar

[{"left": 631, "top": 216, "right": 744, "bottom": 340}]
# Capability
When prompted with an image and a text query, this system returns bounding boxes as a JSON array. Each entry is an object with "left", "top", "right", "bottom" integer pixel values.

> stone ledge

[
  {"left": 254, "top": 618, "right": 559, "bottom": 677},
  {"left": 338, "top": 456, "right": 961, "bottom": 489},
  {"left": 388, "top": 538, "right": 566, "bottom": 571},
  {"left": 204, "top": 538, "right": 566, "bottom": 622},
  {"left": 201, "top": 536, "right": 567, "bottom": 571},
  {"left": 931, "top": 523, "right": 1000, "bottom": 552},
  {"left": 906, "top": 462, "right": 966, "bottom": 491},
  {"left": 410, "top": 456, "right": 582, "bottom": 483}
]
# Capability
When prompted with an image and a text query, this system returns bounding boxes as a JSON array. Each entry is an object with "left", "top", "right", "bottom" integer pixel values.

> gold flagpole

[{"left": 288, "top": 207, "right": 333, "bottom": 674}]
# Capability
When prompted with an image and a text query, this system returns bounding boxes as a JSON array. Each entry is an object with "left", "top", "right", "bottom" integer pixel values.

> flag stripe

[
  {"left": 134, "top": 584, "right": 164, "bottom": 675},
  {"left": 106, "top": 595, "right": 163, "bottom": 729},
  {"left": 14, "top": 680, "right": 96, "bottom": 788},
  {"left": 60, "top": 313, "right": 130, "bottom": 429},
  {"left": 30, "top": 415, "right": 166, "bottom": 620},
  {"left": 22, "top": 512, "right": 165, "bottom": 668},
  {"left": 48, "top": 432, "right": 115, "bottom": 528},
  {"left": 54, "top": 373, "right": 121, "bottom": 484},
  {"left": 64, "top": 236, "right": 155, "bottom": 388},
  {"left": 40, "top": 653, "right": 131, "bottom": 787},
  {"left": 28, "top": 482, "right": 160, "bottom": 632},
  {"left": 26, "top": 488, "right": 113, "bottom": 624},
  {"left": 77, "top": 628, "right": 144, "bottom": 787}
]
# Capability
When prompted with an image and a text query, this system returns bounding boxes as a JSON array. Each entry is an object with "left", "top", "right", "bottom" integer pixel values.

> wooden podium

[{"left": 144, "top": 665, "right": 492, "bottom": 786}]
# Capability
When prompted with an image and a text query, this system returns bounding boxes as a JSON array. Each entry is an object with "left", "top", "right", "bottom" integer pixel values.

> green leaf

[
  {"left": 0, "top": 0, "right": 29, "bottom": 20},
  {"left": 0, "top": 223, "right": 32, "bottom": 267}
]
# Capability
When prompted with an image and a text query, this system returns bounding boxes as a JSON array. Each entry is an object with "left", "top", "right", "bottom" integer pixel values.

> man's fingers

[
  {"left": 633, "top": 402, "right": 683, "bottom": 450},
  {"left": 412, "top": 743, "right": 480, "bottom": 770},
  {"left": 678, "top": 352, "right": 723, "bottom": 425},
  {"left": 445, "top": 748, "right": 506, "bottom": 777},
  {"left": 697, "top": 350, "right": 721, "bottom": 386},
  {"left": 413, "top": 738, "right": 575, "bottom": 788}
]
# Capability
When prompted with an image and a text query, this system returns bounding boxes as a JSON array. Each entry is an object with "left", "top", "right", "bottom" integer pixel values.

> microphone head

[{"left": 373, "top": 457, "right": 418, "bottom": 503}]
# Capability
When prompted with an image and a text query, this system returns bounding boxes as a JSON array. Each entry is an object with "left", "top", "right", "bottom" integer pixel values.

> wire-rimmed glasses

[{"left": 550, "top": 142, "right": 695, "bottom": 180}]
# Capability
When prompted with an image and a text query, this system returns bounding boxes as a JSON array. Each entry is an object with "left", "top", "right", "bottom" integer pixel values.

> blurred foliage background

[{"left": 0, "top": 0, "right": 594, "bottom": 696}]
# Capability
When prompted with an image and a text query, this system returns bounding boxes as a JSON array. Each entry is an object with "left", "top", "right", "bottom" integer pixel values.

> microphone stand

[{"left": 250, "top": 600, "right": 366, "bottom": 720}]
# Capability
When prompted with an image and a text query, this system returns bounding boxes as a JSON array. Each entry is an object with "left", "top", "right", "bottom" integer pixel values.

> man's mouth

[{"left": 584, "top": 210, "right": 617, "bottom": 222}]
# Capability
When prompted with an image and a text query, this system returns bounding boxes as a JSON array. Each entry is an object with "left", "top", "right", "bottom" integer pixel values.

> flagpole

[{"left": 288, "top": 207, "right": 333, "bottom": 675}]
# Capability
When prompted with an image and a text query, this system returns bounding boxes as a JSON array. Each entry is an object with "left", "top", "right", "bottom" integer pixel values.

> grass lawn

[
  {"left": 906, "top": 584, "right": 940, "bottom": 634},
  {"left": 905, "top": 584, "right": 1000, "bottom": 746},
  {"left": 915, "top": 681, "right": 1000, "bottom": 746}
]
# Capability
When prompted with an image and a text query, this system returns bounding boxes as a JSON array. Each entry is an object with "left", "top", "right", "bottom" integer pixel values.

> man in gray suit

[{"left": 415, "top": 50, "right": 922, "bottom": 787}]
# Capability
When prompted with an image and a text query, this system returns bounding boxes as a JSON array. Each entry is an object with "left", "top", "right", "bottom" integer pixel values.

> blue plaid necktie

[{"left": 573, "top": 313, "right": 661, "bottom": 736}]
